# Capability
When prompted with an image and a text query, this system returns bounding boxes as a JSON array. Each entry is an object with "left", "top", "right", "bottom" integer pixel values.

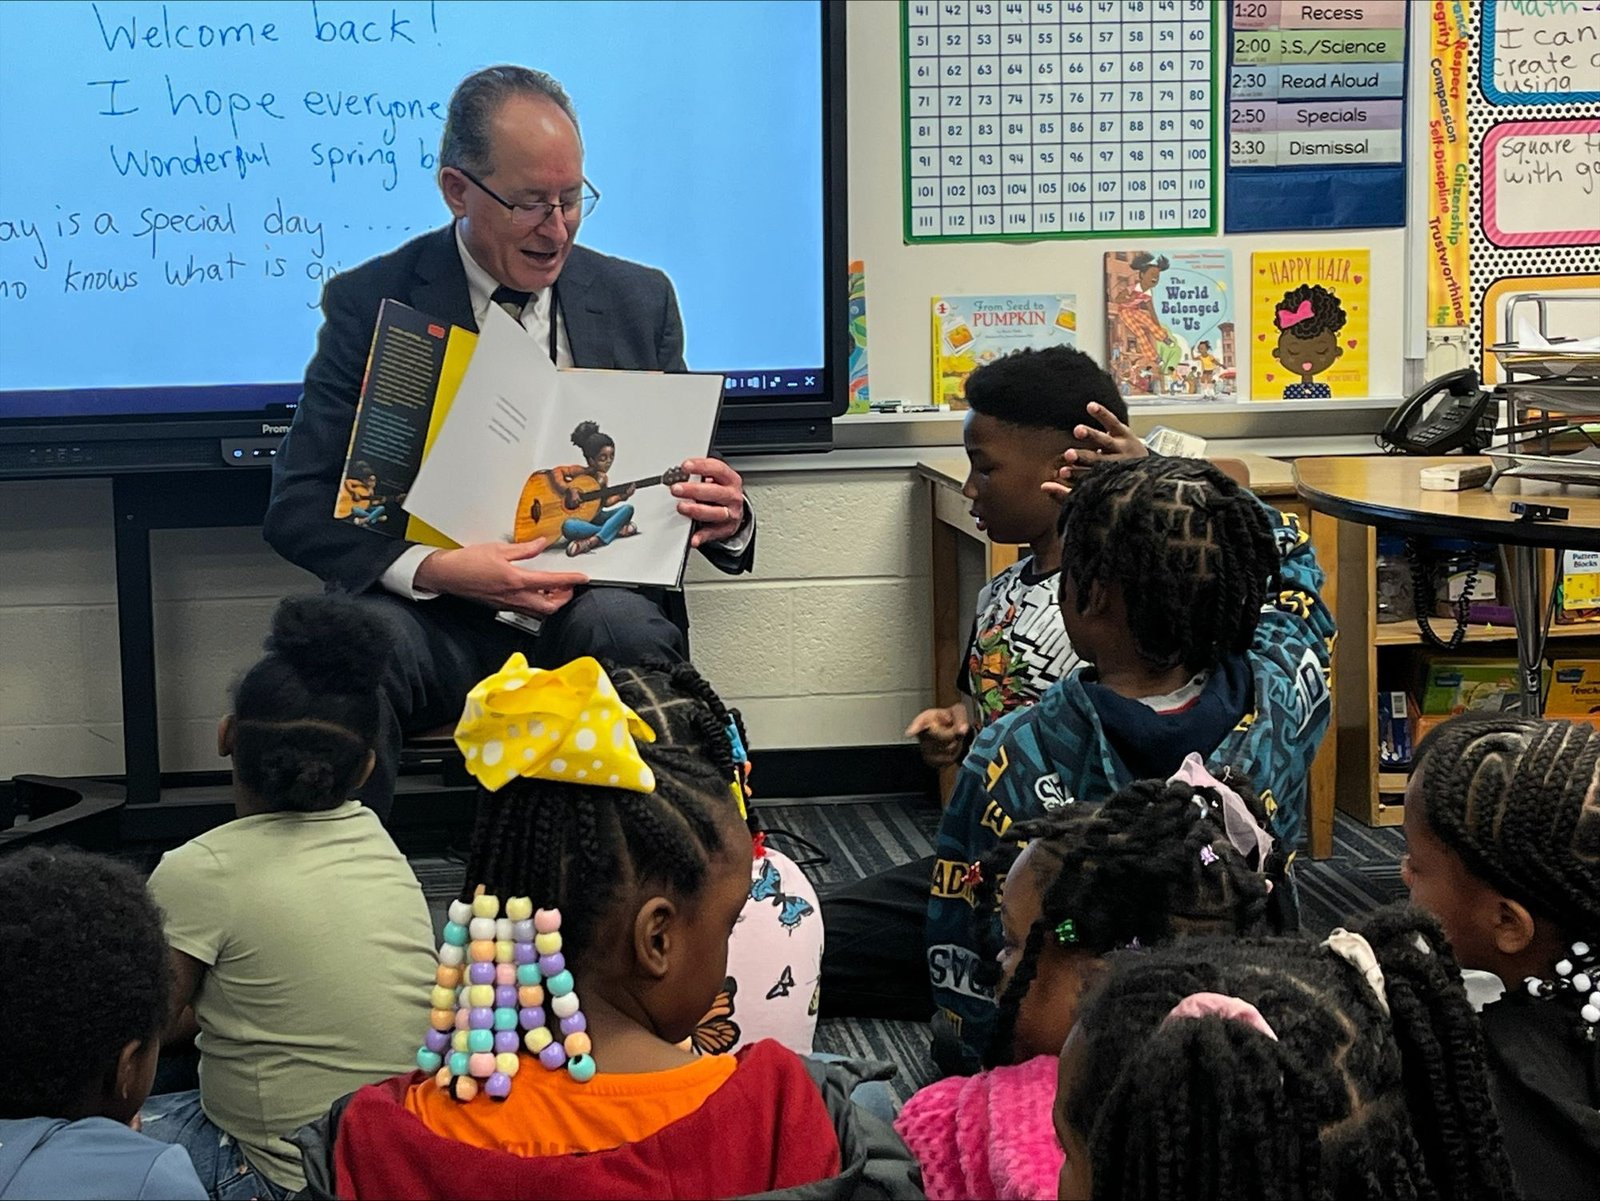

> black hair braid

[
  {"left": 982, "top": 776, "right": 1274, "bottom": 1066},
  {"left": 455, "top": 660, "right": 745, "bottom": 968},
  {"left": 1274, "top": 284, "right": 1348, "bottom": 338},
  {"left": 1358, "top": 907, "right": 1517, "bottom": 1200},
  {"left": 963, "top": 345, "right": 1130, "bottom": 435},
  {"left": 1059, "top": 457, "right": 1281, "bottom": 674},
  {"left": 1092, "top": 1017, "right": 1326, "bottom": 1201},
  {"left": 232, "top": 595, "right": 388, "bottom": 812},
  {"left": 0, "top": 848, "right": 171, "bottom": 1119},
  {"left": 1418, "top": 715, "right": 1600, "bottom": 932},
  {"left": 1068, "top": 904, "right": 1517, "bottom": 1201}
]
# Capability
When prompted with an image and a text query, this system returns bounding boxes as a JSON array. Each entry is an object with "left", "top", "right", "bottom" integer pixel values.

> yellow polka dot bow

[{"left": 454, "top": 654, "right": 658, "bottom": 794}]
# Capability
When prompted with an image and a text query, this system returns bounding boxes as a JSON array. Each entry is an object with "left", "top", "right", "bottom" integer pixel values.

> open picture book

[{"left": 336, "top": 300, "right": 725, "bottom": 589}]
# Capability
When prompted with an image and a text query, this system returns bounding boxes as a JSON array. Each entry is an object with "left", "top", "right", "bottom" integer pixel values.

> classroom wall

[
  {"left": 848, "top": 0, "right": 1412, "bottom": 404},
  {"left": 0, "top": 463, "right": 935, "bottom": 780}
]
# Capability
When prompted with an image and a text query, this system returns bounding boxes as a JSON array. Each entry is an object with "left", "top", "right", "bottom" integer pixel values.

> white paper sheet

[{"left": 405, "top": 305, "right": 724, "bottom": 588}]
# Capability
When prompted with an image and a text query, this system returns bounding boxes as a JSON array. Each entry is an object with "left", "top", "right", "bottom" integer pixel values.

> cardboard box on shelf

[
  {"left": 1418, "top": 659, "right": 1524, "bottom": 716},
  {"left": 1547, "top": 660, "right": 1600, "bottom": 717}
]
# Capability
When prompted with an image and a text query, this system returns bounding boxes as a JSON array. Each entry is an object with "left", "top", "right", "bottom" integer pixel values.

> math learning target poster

[
  {"left": 1468, "top": 2, "right": 1600, "bottom": 379},
  {"left": 904, "top": 0, "right": 1218, "bottom": 241},
  {"left": 1104, "top": 249, "right": 1235, "bottom": 400},
  {"left": 1250, "top": 249, "right": 1370, "bottom": 400}
]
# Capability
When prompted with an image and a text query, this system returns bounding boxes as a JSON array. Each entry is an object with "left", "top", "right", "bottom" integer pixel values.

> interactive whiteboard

[{"left": 0, "top": 1, "right": 826, "bottom": 417}]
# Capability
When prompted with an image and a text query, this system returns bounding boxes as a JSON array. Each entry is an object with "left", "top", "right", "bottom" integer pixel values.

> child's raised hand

[
  {"left": 1042, "top": 403, "right": 1149, "bottom": 502},
  {"left": 906, "top": 704, "right": 972, "bottom": 767}
]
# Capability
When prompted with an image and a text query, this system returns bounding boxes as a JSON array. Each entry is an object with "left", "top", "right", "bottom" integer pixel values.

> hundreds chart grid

[{"left": 903, "top": 0, "right": 1218, "bottom": 242}]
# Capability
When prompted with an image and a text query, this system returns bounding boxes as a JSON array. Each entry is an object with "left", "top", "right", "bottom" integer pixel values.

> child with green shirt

[{"left": 140, "top": 596, "right": 436, "bottom": 1198}]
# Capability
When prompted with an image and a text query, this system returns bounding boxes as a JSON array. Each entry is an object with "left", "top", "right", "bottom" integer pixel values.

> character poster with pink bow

[{"left": 1250, "top": 250, "right": 1370, "bottom": 401}]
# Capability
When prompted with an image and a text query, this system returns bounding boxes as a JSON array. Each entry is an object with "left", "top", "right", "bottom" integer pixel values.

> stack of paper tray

[
  {"left": 1489, "top": 343, "right": 1600, "bottom": 382},
  {"left": 1486, "top": 444, "right": 1600, "bottom": 488}
]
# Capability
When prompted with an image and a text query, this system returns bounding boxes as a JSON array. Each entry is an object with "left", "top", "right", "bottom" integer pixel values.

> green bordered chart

[{"left": 903, "top": 0, "right": 1220, "bottom": 243}]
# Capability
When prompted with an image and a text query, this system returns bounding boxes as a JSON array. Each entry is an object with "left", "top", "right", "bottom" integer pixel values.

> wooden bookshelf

[
  {"left": 1328, "top": 523, "right": 1600, "bottom": 828},
  {"left": 1373, "top": 620, "right": 1600, "bottom": 646}
]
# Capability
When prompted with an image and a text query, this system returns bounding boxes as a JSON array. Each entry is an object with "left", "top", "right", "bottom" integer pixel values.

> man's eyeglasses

[{"left": 457, "top": 168, "right": 600, "bottom": 229}]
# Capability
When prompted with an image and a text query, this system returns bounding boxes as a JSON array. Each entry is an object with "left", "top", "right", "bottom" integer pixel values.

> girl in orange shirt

[{"left": 295, "top": 656, "right": 919, "bottom": 1200}]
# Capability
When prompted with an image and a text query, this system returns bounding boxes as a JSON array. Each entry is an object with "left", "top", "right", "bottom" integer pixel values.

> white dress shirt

[{"left": 380, "top": 227, "right": 747, "bottom": 600}]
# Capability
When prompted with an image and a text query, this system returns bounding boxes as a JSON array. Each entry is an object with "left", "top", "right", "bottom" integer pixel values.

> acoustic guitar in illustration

[{"left": 514, "top": 464, "right": 691, "bottom": 544}]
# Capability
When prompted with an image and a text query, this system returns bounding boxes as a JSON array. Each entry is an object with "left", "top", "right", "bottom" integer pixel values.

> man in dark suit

[{"left": 264, "top": 65, "right": 753, "bottom": 817}]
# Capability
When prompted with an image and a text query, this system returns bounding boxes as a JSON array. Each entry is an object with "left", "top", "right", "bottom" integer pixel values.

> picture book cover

[
  {"left": 335, "top": 299, "right": 475, "bottom": 548},
  {"left": 848, "top": 259, "right": 870, "bottom": 413},
  {"left": 931, "top": 294, "right": 1077, "bottom": 408},
  {"left": 405, "top": 305, "right": 725, "bottom": 590},
  {"left": 1250, "top": 250, "right": 1370, "bottom": 400},
  {"left": 1103, "top": 250, "right": 1236, "bottom": 401}
]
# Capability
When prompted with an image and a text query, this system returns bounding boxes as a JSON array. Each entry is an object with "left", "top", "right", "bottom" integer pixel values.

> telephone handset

[
  {"left": 1405, "top": 537, "right": 1480, "bottom": 651},
  {"left": 1379, "top": 368, "right": 1495, "bottom": 455}
]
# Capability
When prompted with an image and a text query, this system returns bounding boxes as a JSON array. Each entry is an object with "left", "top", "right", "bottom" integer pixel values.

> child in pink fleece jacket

[{"left": 895, "top": 765, "right": 1277, "bottom": 1200}]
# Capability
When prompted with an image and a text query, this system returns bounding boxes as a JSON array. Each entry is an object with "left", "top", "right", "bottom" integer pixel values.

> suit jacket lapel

[
  {"left": 557, "top": 246, "right": 613, "bottom": 368},
  {"left": 410, "top": 225, "right": 478, "bottom": 333}
]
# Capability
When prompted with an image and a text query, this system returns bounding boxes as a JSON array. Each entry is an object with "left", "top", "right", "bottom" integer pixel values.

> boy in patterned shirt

[
  {"left": 908, "top": 346, "right": 1141, "bottom": 767},
  {"left": 819, "top": 348, "right": 1141, "bottom": 1024}
]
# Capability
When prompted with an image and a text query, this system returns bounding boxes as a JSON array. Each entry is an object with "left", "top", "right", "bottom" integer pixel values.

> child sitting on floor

[
  {"left": 823, "top": 347, "right": 1145, "bottom": 1026},
  {"left": 0, "top": 848, "right": 206, "bottom": 1201},
  {"left": 1055, "top": 906, "right": 1518, "bottom": 1201},
  {"left": 294, "top": 655, "right": 919, "bottom": 1200},
  {"left": 1402, "top": 714, "right": 1600, "bottom": 1199},
  {"left": 929, "top": 456, "right": 1334, "bottom": 1072},
  {"left": 908, "top": 345, "right": 1141, "bottom": 765},
  {"left": 140, "top": 595, "right": 437, "bottom": 1199},
  {"left": 894, "top": 770, "right": 1275, "bottom": 1200}
]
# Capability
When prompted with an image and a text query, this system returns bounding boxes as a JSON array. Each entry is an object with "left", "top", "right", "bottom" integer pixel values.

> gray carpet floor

[{"left": 410, "top": 798, "right": 1407, "bottom": 1104}]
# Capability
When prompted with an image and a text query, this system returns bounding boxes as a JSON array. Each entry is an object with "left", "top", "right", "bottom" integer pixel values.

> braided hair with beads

[
  {"left": 457, "top": 659, "right": 753, "bottom": 984},
  {"left": 978, "top": 776, "right": 1276, "bottom": 1067},
  {"left": 1058, "top": 456, "right": 1282, "bottom": 675},
  {"left": 1064, "top": 904, "right": 1518, "bottom": 1201},
  {"left": 1414, "top": 713, "right": 1600, "bottom": 1035}
]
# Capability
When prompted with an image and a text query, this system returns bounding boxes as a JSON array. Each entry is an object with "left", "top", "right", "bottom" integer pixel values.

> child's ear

[
  {"left": 112, "top": 1037, "right": 154, "bottom": 1127},
  {"left": 1270, "top": 343, "right": 1287, "bottom": 366},
  {"left": 216, "top": 714, "right": 236, "bottom": 758},
  {"left": 1081, "top": 579, "right": 1113, "bottom": 618},
  {"left": 631, "top": 896, "right": 678, "bottom": 980},
  {"left": 353, "top": 750, "right": 376, "bottom": 791},
  {"left": 1489, "top": 894, "right": 1538, "bottom": 957}
]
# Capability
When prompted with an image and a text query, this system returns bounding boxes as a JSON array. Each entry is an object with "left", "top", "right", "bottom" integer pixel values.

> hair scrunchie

[
  {"left": 1323, "top": 927, "right": 1391, "bottom": 1016},
  {"left": 1161, "top": 991, "right": 1279, "bottom": 1041}
]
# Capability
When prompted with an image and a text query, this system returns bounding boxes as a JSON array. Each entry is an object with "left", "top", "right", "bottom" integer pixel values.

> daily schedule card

[{"left": 1223, "top": 1, "right": 1409, "bottom": 232}]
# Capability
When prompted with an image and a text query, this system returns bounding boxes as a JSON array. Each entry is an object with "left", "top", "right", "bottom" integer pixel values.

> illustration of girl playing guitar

[{"left": 513, "top": 421, "right": 689, "bottom": 557}]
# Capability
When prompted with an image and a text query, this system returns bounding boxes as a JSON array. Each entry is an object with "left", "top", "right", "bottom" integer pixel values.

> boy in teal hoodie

[{"left": 928, "top": 457, "right": 1335, "bottom": 1072}]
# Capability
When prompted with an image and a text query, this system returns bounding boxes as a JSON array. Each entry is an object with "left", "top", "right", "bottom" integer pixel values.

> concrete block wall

[{"left": 0, "top": 468, "right": 933, "bottom": 781}]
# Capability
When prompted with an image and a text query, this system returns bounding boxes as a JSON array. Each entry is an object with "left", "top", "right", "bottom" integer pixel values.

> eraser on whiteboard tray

[{"left": 1419, "top": 463, "right": 1493, "bottom": 491}]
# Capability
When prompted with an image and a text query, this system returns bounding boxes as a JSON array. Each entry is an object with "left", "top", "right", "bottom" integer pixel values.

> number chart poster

[
  {"left": 903, "top": 0, "right": 1219, "bottom": 243},
  {"left": 1225, "top": 1, "right": 1410, "bottom": 232}
]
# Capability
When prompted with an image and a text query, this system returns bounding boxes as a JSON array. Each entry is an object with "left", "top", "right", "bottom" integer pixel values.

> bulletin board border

[
  {"left": 1480, "top": 1, "right": 1600, "bottom": 106},
  {"left": 899, "top": 0, "right": 1220, "bottom": 244}
]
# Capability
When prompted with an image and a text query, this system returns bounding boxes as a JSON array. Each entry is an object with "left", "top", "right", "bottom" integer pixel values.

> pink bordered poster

[{"left": 1481, "top": 119, "right": 1600, "bottom": 248}]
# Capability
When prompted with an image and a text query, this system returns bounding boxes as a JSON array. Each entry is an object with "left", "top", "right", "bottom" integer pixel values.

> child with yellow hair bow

[{"left": 291, "top": 656, "right": 921, "bottom": 1200}]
